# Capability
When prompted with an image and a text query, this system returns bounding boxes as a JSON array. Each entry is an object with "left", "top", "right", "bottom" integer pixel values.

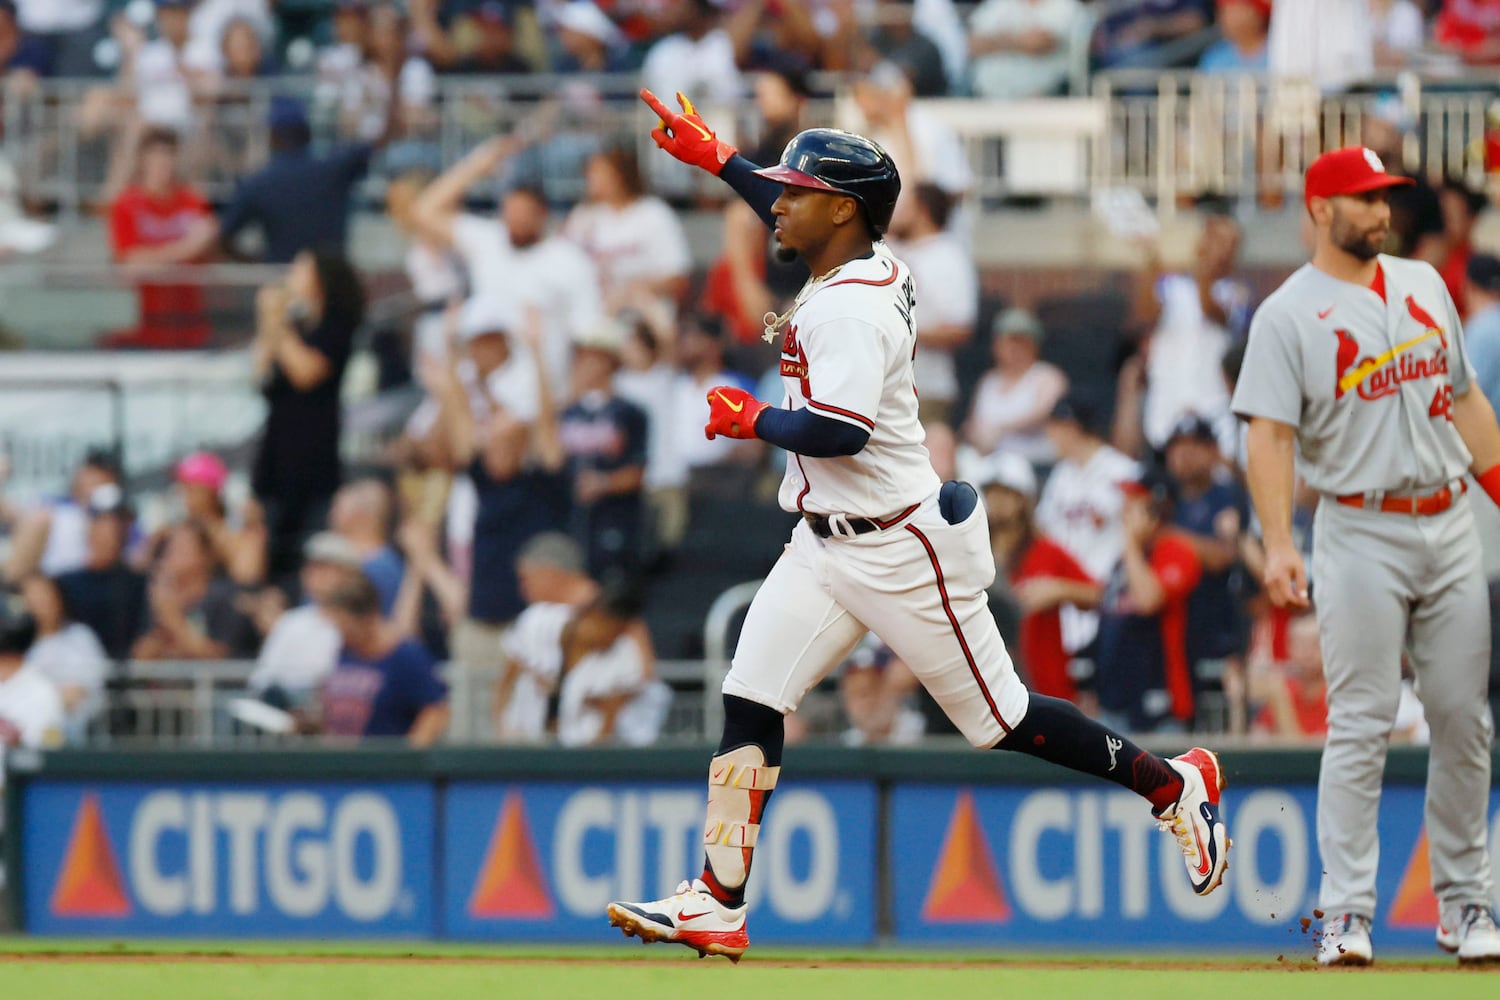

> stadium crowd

[{"left": 3, "top": 0, "right": 1500, "bottom": 753}]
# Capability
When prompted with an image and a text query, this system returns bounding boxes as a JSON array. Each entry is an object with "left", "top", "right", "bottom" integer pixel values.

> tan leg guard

[{"left": 702, "top": 745, "right": 781, "bottom": 892}]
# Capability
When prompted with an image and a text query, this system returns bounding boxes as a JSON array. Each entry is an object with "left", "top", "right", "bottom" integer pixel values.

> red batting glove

[
  {"left": 640, "top": 89, "right": 738, "bottom": 177},
  {"left": 705, "top": 385, "right": 768, "bottom": 441},
  {"left": 1478, "top": 464, "right": 1500, "bottom": 506}
]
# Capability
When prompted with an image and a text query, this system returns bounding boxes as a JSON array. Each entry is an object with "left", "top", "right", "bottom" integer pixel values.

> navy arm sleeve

[
  {"left": 756, "top": 406, "right": 870, "bottom": 457},
  {"left": 719, "top": 154, "right": 781, "bottom": 229}
]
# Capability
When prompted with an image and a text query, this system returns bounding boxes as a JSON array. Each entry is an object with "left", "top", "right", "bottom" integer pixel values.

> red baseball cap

[
  {"left": 1217, "top": 0, "right": 1272, "bottom": 18},
  {"left": 1304, "top": 146, "right": 1413, "bottom": 207}
]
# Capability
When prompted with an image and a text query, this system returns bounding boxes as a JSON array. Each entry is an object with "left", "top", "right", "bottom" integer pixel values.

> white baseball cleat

[
  {"left": 1437, "top": 903, "right": 1500, "bottom": 964},
  {"left": 1154, "top": 747, "right": 1231, "bottom": 896},
  {"left": 1318, "top": 912, "right": 1374, "bottom": 966},
  {"left": 606, "top": 879, "right": 749, "bottom": 962}
]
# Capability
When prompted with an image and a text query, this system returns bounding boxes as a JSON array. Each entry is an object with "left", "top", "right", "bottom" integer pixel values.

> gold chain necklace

[{"left": 762, "top": 262, "right": 848, "bottom": 344}]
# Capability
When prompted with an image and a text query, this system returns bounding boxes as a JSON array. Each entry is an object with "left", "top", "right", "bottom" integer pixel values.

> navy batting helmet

[{"left": 753, "top": 128, "right": 901, "bottom": 235}]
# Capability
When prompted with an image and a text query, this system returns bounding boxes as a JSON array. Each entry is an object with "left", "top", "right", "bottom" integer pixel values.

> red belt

[{"left": 1335, "top": 480, "right": 1466, "bottom": 516}]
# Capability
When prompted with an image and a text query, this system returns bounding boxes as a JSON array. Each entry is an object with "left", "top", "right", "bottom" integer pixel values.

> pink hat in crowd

[{"left": 175, "top": 451, "right": 228, "bottom": 492}]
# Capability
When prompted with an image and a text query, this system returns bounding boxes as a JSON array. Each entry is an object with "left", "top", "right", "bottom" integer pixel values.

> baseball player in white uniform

[
  {"left": 1234, "top": 146, "right": 1500, "bottom": 966},
  {"left": 603, "top": 91, "right": 1232, "bottom": 962}
]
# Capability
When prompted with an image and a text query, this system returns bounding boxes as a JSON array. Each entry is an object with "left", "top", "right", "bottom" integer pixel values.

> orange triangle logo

[
  {"left": 1388, "top": 826, "right": 1440, "bottom": 927},
  {"left": 467, "top": 791, "right": 554, "bottom": 918},
  {"left": 49, "top": 793, "right": 131, "bottom": 917},
  {"left": 921, "top": 790, "right": 1010, "bottom": 922}
]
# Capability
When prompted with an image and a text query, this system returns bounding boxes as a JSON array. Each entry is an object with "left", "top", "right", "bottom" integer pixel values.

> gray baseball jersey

[{"left": 1231, "top": 255, "right": 1474, "bottom": 495}]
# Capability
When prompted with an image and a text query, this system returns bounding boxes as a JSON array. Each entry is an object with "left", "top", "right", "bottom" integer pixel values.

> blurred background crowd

[{"left": 2, "top": 0, "right": 1500, "bottom": 753}]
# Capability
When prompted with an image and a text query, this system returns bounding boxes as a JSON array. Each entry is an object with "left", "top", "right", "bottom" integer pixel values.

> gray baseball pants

[{"left": 1311, "top": 494, "right": 1495, "bottom": 923}]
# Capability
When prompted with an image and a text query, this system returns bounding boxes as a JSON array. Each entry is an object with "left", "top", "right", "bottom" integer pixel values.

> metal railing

[{"left": 82, "top": 655, "right": 711, "bottom": 747}]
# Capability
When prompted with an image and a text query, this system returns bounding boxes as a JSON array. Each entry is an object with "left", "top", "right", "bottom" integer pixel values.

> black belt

[{"left": 803, "top": 502, "right": 920, "bottom": 539}]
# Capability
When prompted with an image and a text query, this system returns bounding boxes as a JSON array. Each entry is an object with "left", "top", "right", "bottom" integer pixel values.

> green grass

[{"left": 0, "top": 941, "right": 1493, "bottom": 1000}]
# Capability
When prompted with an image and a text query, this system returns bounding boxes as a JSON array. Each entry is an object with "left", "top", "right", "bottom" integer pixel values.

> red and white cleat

[
  {"left": 1437, "top": 903, "right": 1500, "bottom": 964},
  {"left": 606, "top": 879, "right": 749, "bottom": 962},
  {"left": 1155, "top": 747, "right": 1231, "bottom": 896}
]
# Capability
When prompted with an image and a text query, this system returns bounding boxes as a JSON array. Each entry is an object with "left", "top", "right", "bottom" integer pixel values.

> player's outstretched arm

[{"left": 640, "top": 89, "right": 781, "bottom": 229}]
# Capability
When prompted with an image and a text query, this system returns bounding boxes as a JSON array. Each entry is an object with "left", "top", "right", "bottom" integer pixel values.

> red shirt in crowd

[
  {"left": 1009, "top": 534, "right": 1095, "bottom": 703},
  {"left": 109, "top": 184, "right": 212, "bottom": 348},
  {"left": 1437, "top": 0, "right": 1500, "bottom": 57},
  {"left": 1150, "top": 532, "right": 1202, "bottom": 722}
]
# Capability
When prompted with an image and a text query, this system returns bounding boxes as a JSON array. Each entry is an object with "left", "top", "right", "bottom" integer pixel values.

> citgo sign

[
  {"left": 22, "top": 782, "right": 435, "bottom": 936},
  {"left": 889, "top": 784, "right": 1500, "bottom": 950},
  {"left": 441, "top": 780, "right": 877, "bottom": 941}
]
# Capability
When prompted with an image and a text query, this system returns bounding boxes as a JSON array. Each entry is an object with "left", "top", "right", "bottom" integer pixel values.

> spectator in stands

[
  {"left": 1462, "top": 254, "right": 1500, "bottom": 403},
  {"left": 438, "top": 1, "right": 534, "bottom": 74},
  {"left": 564, "top": 145, "right": 692, "bottom": 321},
  {"left": 54, "top": 485, "right": 147, "bottom": 660},
  {"left": 963, "top": 308, "right": 1068, "bottom": 466},
  {"left": 1035, "top": 396, "right": 1139, "bottom": 656},
  {"left": 10, "top": 0, "right": 98, "bottom": 77},
  {"left": 838, "top": 635, "right": 924, "bottom": 745},
  {"left": 703, "top": 64, "right": 811, "bottom": 348},
  {"left": 251, "top": 249, "right": 364, "bottom": 580},
  {"left": 342, "top": 2, "right": 437, "bottom": 156},
  {"left": 1439, "top": 181, "right": 1487, "bottom": 316},
  {"left": 1196, "top": 0, "right": 1269, "bottom": 73},
  {"left": 194, "top": 96, "right": 390, "bottom": 262},
  {"left": 886, "top": 183, "right": 977, "bottom": 425},
  {"left": 316, "top": 0, "right": 369, "bottom": 102},
  {"left": 1248, "top": 611, "right": 1326, "bottom": 740},
  {"left": 849, "top": 62, "right": 971, "bottom": 233},
  {"left": 248, "top": 531, "right": 362, "bottom": 707},
  {"left": 3, "top": 450, "right": 122, "bottom": 584},
  {"left": 1436, "top": 0, "right": 1500, "bottom": 65},
  {"left": 1162, "top": 414, "right": 1247, "bottom": 730},
  {"left": 1094, "top": 468, "right": 1202, "bottom": 734},
  {"left": 556, "top": 585, "right": 666, "bottom": 746},
  {"left": 559, "top": 319, "right": 649, "bottom": 582},
  {"left": 383, "top": 168, "right": 463, "bottom": 373},
  {"left": 107, "top": 127, "right": 213, "bottom": 349},
  {"left": 719, "top": 0, "right": 820, "bottom": 72},
  {"left": 672, "top": 318, "right": 757, "bottom": 474},
  {"left": 328, "top": 478, "right": 404, "bottom": 616},
  {"left": 1120, "top": 213, "right": 1249, "bottom": 456},
  {"left": 978, "top": 451, "right": 1101, "bottom": 704},
  {"left": 967, "top": 0, "right": 1086, "bottom": 99},
  {"left": 1370, "top": 0, "right": 1426, "bottom": 69},
  {"left": 1363, "top": 99, "right": 1447, "bottom": 266},
  {"left": 550, "top": 0, "right": 633, "bottom": 73},
  {"left": 867, "top": 3, "right": 950, "bottom": 96},
  {"left": 131, "top": 521, "right": 260, "bottom": 661},
  {"left": 495, "top": 532, "right": 596, "bottom": 741},
  {"left": 0, "top": 1, "right": 53, "bottom": 85},
  {"left": 217, "top": 16, "right": 266, "bottom": 79},
  {"left": 1267, "top": 0, "right": 1374, "bottom": 95},
  {"left": 318, "top": 574, "right": 449, "bottom": 746},
  {"left": 413, "top": 135, "right": 603, "bottom": 396},
  {"left": 641, "top": 0, "right": 743, "bottom": 108},
  {"left": 614, "top": 305, "right": 689, "bottom": 564},
  {"left": 170, "top": 451, "right": 266, "bottom": 586},
  {"left": 17, "top": 573, "right": 107, "bottom": 743},
  {"left": 423, "top": 299, "right": 568, "bottom": 693},
  {"left": 1092, "top": 0, "right": 1211, "bottom": 70},
  {"left": 0, "top": 621, "right": 64, "bottom": 765},
  {"left": 189, "top": 1, "right": 272, "bottom": 65}
]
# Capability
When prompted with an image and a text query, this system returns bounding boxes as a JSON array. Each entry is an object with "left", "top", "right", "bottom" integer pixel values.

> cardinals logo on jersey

[{"left": 1332, "top": 296, "right": 1449, "bottom": 401}]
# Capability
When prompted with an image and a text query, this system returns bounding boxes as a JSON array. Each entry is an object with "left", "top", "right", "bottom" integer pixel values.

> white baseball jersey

[
  {"left": 1232, "top": 255, "right": 1474, "bottom": 494},
  {"left": 774, "top": 246, "right": 941, "bottom": 518},
  {"left": 1034, "top": 442, "right": 1139, "bottom": 651},
  {"left": 497, "top": 601, "right": 572, "bottom": 742}
]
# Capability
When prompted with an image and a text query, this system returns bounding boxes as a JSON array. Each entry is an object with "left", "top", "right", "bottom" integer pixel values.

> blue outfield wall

[{"left": 5, "top": 747, "right": 1498, "bottom": 948}]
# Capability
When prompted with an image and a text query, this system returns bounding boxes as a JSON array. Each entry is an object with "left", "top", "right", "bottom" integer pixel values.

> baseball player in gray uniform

[{"left": 1234, "top": 146, "right": 1500, "bottom": 966}]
